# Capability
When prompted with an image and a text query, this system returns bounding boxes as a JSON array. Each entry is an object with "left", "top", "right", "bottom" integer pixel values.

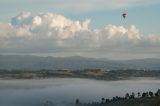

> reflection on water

[{"left": 0, "top": 78, "right": 160, "bottom": 106}]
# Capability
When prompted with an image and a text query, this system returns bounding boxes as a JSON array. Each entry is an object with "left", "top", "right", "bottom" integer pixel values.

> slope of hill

[
  {"left": 0, "top": 55, "right": 160, "bottom": 70},
  {"left": 85, "top": 96, "right": 160, "bottom": 106},
  {"left": 101, "top": 97, "right": 160, "bottom": 106}
]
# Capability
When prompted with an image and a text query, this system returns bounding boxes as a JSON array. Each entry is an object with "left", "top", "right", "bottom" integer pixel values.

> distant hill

[{"left": 0, "top": 55, "right": 160, "bottom": 70}]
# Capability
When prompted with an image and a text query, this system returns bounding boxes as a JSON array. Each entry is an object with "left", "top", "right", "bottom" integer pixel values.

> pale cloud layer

[
  {"left": 49, "top": 0, "right": 160, "bottom": 12},
  {"left": 0, "top": 12, "right": 160, "bottom": 59},
  {"left": 1, "top": 0, "right": 160, "bottom": 13}
]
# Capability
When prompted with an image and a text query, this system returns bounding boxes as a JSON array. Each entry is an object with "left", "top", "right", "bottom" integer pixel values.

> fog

[{"left": 0, "top": 78, "right": 160, "bottom": 106}]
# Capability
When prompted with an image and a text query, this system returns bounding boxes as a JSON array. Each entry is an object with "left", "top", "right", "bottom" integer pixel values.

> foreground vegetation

[
  {"left": 75, "top": 89, "right": 160, "bottom": 106},
  {"left": 0, "top": 69, "right": 160, "bottom": 80},
  {"left": 76, "top": 96, "right": 160, "bottom": 106},
  {"left": 42, "top": 89, "right": 160, "bottom": 106}
]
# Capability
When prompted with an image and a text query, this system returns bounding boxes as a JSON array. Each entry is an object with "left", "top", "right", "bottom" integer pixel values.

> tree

[
  {"left": 75, "top": 98, "right": 80, "bottom": 105},
  {"left": 157, "top": 89, "right": 160, "bottom": 96},
  {"left": 130, "top": 92, "right": 135, "bottom": 99},
  {"left": 155, "top": 92, "right": 158, "bottom": 96},
  {"left": 149, "top": 91, "right": 153, "bottom": 97},
  {"left": 125, "top": 93, "right": 130, "bottom": 99},
  {"left": 142, "top": 92, "right": 146, "bottom": 98},
  {"left": 115, "top": 96, "right": 119, "bottom": 101},
  {"left": 138, "top": 92, "right": 141, "bottom": 98},
  {"left": 146, "top": 92, "right": 149, "bottom": 97},
  {"left": 105, "top": 99, "right": 110, "bottom": 103},
  {"left": 101, "top": 98, "right": 105, "bottom": 104}
]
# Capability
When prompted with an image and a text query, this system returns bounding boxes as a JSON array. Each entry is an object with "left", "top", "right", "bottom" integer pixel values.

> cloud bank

[{"left": 0, "top": 12, "right": 160, "bottom": 59}]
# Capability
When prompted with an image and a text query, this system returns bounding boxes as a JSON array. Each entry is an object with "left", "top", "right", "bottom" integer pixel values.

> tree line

[{"left": 75, "top": 89, "right": 160, "bottom": 106}]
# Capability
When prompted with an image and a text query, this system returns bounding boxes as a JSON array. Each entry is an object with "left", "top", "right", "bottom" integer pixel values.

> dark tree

[
  {"left": 75, "top": 98, "right": 80, "bottom": 105},
  {"left": 138, "top": 92, "right": 141, "bottom": 98},
  {"left": 155, "top": 92, "right": 158, "bottom": 96},
  {"left": 113, "top": 97, "right": 116, "bottom": 101},
  {"left": 157, "top": 89, "right": 160, "bottom": 96},
  {"left": 146, "top": 92, "right": 149, "bottom": 97},
  {"left": 149, "top": 91, "right": 153, "bottom": 97},
  {"left": 125, "top": 93, "right": 130, "bottom": 99},
  {"left": 101, "top": 98, "right": 105, "bottom": 104},
  {"left": 116, "top": 96, "right": 119, "bottom": 101},
  {"left": 105, "top": 99, "right": 110, "bottom": 103},
  {"left": 142, "top": 92, "right": 146, "bottom": 98},
  {"left": 130, "top": 92, "right": 135, "bottom": 99}
]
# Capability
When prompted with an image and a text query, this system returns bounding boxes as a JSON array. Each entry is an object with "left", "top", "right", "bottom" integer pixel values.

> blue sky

[
  {"left": 0, "top": 0, "right": 160, "bottom": 59},
  {"left": 0, "top": 0, "right": 160, "bottom": 35}
]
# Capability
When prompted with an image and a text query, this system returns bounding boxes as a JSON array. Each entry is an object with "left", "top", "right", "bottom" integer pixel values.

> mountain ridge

[{"left": 0, "top": 55, "right": 160, "bottom": 70}]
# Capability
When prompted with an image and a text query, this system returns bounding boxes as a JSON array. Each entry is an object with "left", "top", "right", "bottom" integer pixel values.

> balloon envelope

[{"left": 122, "top": 13, "right": 127, "bottom": 19}]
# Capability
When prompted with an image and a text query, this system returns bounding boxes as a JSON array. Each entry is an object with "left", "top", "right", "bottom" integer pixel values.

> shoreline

[{"left": 0, "top": 69, "right": 160, "bottom": 81}]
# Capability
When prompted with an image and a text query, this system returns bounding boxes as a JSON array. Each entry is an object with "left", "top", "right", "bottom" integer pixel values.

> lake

[{"left": 0, "top": 78, "right": 160, "bottom": 106}]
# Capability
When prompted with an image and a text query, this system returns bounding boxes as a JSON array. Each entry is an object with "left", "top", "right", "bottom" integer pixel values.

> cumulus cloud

[{"left": 0, "top": 12, "right": 160, "bottom": 59}]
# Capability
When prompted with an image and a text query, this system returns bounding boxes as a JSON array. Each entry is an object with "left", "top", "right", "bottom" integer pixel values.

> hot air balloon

[{"left": 122, "top": 13, "right": 127, "bottom": 19}]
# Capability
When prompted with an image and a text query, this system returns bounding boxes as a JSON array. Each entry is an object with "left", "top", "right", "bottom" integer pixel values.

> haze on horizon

[{"left": 0, "top": 0, "right": 160, "bottom": 60}]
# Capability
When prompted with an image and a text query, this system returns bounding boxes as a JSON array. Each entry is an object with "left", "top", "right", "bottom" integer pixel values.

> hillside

[
  {"left": 76, "top": 89, "right": 160, "bottom": 106},
  {"left": 83, "top": 97, "right": 160, "bottom": 106},
  {"left": 0, "top": 55, "right": 160, "bottom": 70},
  {"left": 102, "top": 97, "right": 160, "bottom": 106}
]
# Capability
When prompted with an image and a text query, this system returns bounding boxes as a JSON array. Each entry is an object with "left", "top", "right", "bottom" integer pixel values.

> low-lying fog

[{"left": 0, "top": 78, "right": 160, "bottom": 106}]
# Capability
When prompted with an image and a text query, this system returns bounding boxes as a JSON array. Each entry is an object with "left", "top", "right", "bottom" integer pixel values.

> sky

[{"left": 0, "top": 0, "right": 160, "bottom": 59}]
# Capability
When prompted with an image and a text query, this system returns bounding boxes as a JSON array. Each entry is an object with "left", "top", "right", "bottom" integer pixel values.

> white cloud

[
  {"left": 33, "top": 16, "right": 42, "bottom": 26},
  {"left": 0, "top": 12, "right": 160, "bottom": 59}
]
